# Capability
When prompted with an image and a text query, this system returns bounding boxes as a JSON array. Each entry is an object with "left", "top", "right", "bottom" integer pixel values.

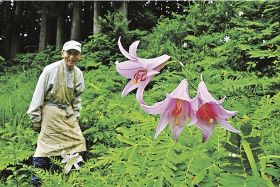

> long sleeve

[
  {"left": 27, "top": 69, "right": 50, "bottom": 123},
  {"left": 72, "top": 71, "right": 84, "bottom": 119}
]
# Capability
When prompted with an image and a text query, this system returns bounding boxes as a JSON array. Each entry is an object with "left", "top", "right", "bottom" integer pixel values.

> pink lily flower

[
  {"left": 192, "top": 76, "right": 239, "bottom": 142},
  {"left": 141, "top": 79, "right": 195, "bottom": 141},
  {"left": 116, "top": 37, "right": 170, "bottom": 104}
]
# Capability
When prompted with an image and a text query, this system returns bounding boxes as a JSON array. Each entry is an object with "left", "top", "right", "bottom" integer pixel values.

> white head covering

[{"left": 63, "top": 40, "right": 81, "bottom": 52}]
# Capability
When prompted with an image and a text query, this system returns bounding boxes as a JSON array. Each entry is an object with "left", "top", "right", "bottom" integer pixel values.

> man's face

[{"left": 62, "top": 49, "right": 81, "bottom": 69}]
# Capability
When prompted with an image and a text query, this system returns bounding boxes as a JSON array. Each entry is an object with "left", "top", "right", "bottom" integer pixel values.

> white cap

[{"left": 63, "top": 40, "right": 81, "bottom": 52}]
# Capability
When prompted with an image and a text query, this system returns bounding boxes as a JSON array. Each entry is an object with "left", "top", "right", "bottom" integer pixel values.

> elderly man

[{"left": 27, "top": 40, "right": 86, "bottom": 186}]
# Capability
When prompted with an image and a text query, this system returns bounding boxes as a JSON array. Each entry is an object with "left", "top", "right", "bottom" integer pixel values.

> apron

[{"left": 34, "top": 61, "right": 86, "bottom": 157}]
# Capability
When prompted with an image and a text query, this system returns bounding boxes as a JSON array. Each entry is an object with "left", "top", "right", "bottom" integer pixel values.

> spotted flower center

[
  {"left": 197, "top": 103, "right": 217, "bottom": 124},
  {"left": 171, "top": 99, "right": 183, "bottom": 126},
  {"left": 132, "top": 69, "right": 147, "bottom": 84}
]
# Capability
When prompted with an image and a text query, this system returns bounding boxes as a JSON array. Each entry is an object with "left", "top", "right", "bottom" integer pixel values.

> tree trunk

[
  {"left": 70, "top": 1, "right": 81, "bottom": 41},
  {"left": 10, "top": 1, "right": 23, "bottom": 58},
  {"left": 38, "top": 4, "right": 48, "bottom": 52},
  {"left": 93, "top": 1, "right": 101, "bottom": 34},
  {"left": 119, "top": 1, "right": 128, "bottom": 20},
  {"left": 3, "top": 2, "right": 13, "bottom": 59},
  {"left": 56, "top": 17, "right": 63, "bottom": 50}
]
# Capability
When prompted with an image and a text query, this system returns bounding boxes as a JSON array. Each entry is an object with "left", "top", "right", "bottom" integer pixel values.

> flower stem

[{"left": 170, "top": 56, "right": 197, "bottom": 91}]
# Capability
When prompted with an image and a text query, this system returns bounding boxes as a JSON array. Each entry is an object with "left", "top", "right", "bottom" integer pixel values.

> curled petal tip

[
  {"left": 200, "top": 74, "right": 203, "bottom": 81},
  {"left": 182, "top": 79, "right": 188, "bottom": 84},
  {"left": 154, "top": 133, "right": 159, "bottom": 139},
  {"left": 118, "top": 37, "right": 133, "bottom": 60}
]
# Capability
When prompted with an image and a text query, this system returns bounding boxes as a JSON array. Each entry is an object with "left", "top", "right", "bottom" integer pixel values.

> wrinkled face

[{"left": 62, "top": 49, "right": 81, "bottom": 70}]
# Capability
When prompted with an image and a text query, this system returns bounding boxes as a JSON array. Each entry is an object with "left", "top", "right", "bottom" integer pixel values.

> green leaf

[
  {"left": 240, "top": 123, "right": 252, "bottom": 136},
  {"left": 223, "top": 142, "right": 239, "bottom": 154},
  {"left": 241, "top": 140, "right": 260, "bottom": 177}
]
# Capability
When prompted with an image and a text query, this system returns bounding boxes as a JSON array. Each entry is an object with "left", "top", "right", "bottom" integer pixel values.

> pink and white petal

[
  {"left": 72, "top": 153, "right": 78, "bottom": 158},
  {"left": 121, "top": 80, "right": 139, "bottom": 97},
  {"left": 129, "top": 40, "right": 140, "bottom": 58},
  {"left": 146, "top": 70, "right": 160, "bottom": 77},
  {"left": 211, "top": 104, "right": 237, "bottom": 119},
  {"left": 216, "top": 118, "right": 239, "bottom": 133},
  {"left": 179, "top": 101, "right": 189, "bottom": 121},
  {"left": 187, "top": 106, "right": 197, "bottom": 126},
  {"left": 73, "top": 163, "right": 81, "bottom": 170},
  {"left": 65, "top": 165, "right": 72, "bottom": 174},
  {"left": 201, "top": 127, "right": 214, "bottom": 143},
  {"left": 190, "top": 96, "right": 200, "bottom": 111},
  {"left": 116, "top": 61, "right": 143, "bottom": 79},
  {"left": 218, "top": 96, "right": 226, "bottom": 104},
  {"left": 198, "top": 81, "right": 221, "bottom": 103},
  {"left": 182, "top": 102, "right": 196, "bottom": 126},
  {"left": 76, "top": 156, "right": 83, "bottom": 163},
  {"left": 141, "top": 98, "right": 170, "bottom": 115},
  {"left": 195, "top": 120, "right": 214, "bottom": 132},
  {"left": 169, "top": 79, "right": 191, "bottom": 100},
  {"left": 154, "top": 111, "right": 170, "bottom": 139},
  {"left": 171, "top": 122, "right": 185, "bottom": 141},
  {"left": 138, "top": 55, "right": 170, "bottom": 70},
  {"left": 118, "top": 37, "right": 134, "bottom": 60},
  {"left": 136, "top": 77, "right": 153, "bottom": 104},
  {"left": 61, "top": 158, "right": 69, "bottom": 163}
]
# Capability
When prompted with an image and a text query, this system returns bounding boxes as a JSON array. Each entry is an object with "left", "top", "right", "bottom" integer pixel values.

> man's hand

[{"left": 32, "top": 122, "right": 41, "bottom": 133}]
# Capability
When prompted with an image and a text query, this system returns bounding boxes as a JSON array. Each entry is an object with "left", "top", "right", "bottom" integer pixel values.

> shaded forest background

[{"left": 0, "top": 1, "right": 188, "bottom": 59}]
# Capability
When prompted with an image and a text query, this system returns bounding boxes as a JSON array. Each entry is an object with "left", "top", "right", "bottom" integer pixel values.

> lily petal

[
  {"left": 171, "top": 122, "right": 185, "bottom": 141},
  {"left": 141, "top": 97, "right": 170, "bottom": 115},
  {"left": 76, "top": 156, "right": 83, "bottom": 163},
  {"left": 216, "top": 118, "right": 239, "bottom": 133},
  {"left": 195, "top": 120, "right": 214, "bottom": 132},
  {"left": 138, "top": 55, "right": 170, "bottom": 70},
  {"left": 118, "top": 37, "right": 134, "bottom": 60},
  {"left": 74, "top": 163, "right": 81, "bottom": 170},
  {"left": 169, "top": 79, "right": 191, "bottom": 100},
  {"left": 154, "top": 111, "right": 169, "bottom": 139},
  {"left": 198, "top": 81, "right": 225, "bottom": 104},
  {"left": 201, "top": 128, "right": 214, "bottom": 143},
  {"left": 121, "top": 80, "right": 139, "bottom": 97},
  {"left": 146, "top": 70, "right": 160, "bottom": 77},
  {"left": 212, "top": 104, "right": 238, "bottom": 119},
  {"left": 116, "top": 61, "right": 143, "bottom": 79},
  {"left": 65, "top": 165, "right": 72, "bottom": 174},
  {"left": 129, "top": 40, "right": 140, "bottom": 58},
  {"left": 188, "top": 115, "right": 197, "bottom": 126},
  {"left": 136, "top": 76, "right": 153, "bottom": 104},
  {"left": 61, "top": 158, "right": 70, "bottom": 163}
]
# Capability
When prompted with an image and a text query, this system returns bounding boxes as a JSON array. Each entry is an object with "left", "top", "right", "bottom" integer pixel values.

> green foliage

[
  {"left": 2, "top": 46, "right": 61, "bottom": 75},
  {"left": 81, "top": 12, "right": 147, "bottom": 68},
  {"left": 0, "top": 56, "right": 5, "bottom": 74},
  {"left": 141, "top": 1, "right": 279, "bottom": 76},
  {"left": 0, "top": 114, "right": 36, "bottom": 186},
  {"left": 0, "top": 56, "right": 5, "bottom": 64},
  {"left": 81, "top": 34, "right": 120, "bottom": 68},
  {"left": 0, "top": 68, "right": 37, "bottom": 125}
]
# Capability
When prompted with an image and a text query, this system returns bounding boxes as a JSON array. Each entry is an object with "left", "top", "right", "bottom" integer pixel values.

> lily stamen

[
  {"left": 171, "top": 99, "right": 183, "bottom": 126},
  {"left": 133, "top": 70, "right": 147, "bottom": 84}
]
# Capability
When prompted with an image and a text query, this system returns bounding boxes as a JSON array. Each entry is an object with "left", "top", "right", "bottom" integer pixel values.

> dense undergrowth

[{"left": 0, "top": 1, "right": 279, "bottom": 186}]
